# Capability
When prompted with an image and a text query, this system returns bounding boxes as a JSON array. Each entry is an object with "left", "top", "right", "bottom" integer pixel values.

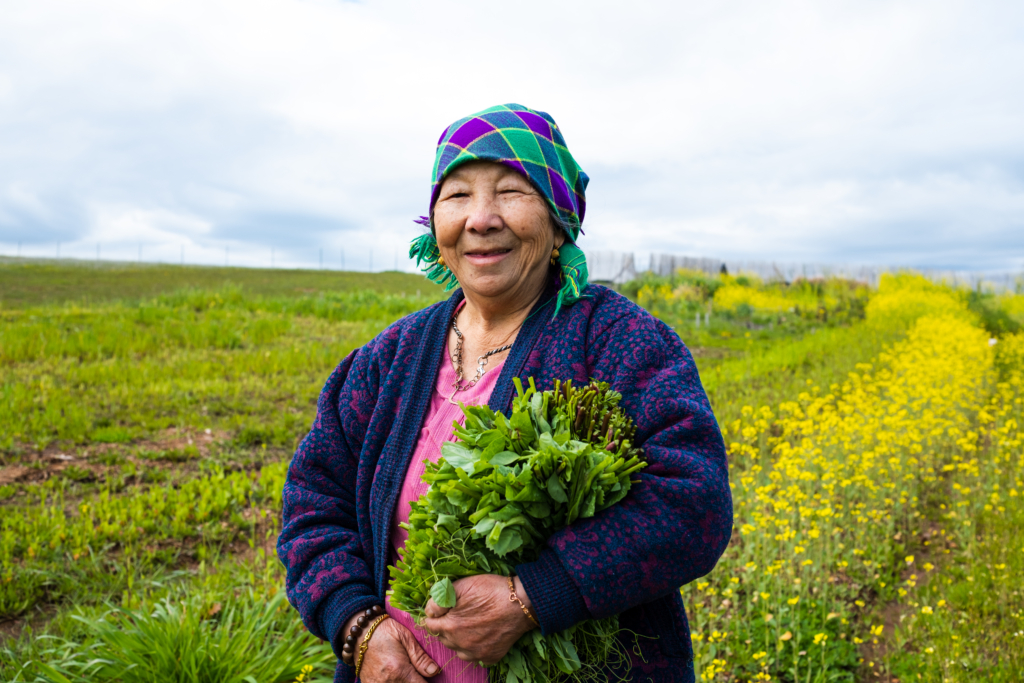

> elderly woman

[{"left": 277, "top": 104, "right": 732, "bottom": 683}]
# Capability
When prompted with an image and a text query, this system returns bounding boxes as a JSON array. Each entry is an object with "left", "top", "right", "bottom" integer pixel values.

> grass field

[{"left": 0, "top": 259, "right": 1021, "bottom": 683}]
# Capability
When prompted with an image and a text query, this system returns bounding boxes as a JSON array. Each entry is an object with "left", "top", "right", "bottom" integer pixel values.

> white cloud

[{"left": 0, "top": 0, "right": 1022, "bottom": 272}]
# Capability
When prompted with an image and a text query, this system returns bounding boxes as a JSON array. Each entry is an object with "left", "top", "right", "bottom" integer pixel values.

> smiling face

[{"left": 433, "top": 161, "right": 565, "bottom": 306}]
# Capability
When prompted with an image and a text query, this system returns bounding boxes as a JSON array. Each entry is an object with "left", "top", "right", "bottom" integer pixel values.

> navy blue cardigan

[{"left": 277, "top": 282, "right": 732, "bottom": 683}]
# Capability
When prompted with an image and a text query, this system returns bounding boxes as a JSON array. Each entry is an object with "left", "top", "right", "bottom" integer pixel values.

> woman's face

[{"left": 433, "top": 161, "right": 564, "bottom": 304}]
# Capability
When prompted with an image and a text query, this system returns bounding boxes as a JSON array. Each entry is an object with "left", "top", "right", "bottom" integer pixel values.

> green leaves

[
  {"left": 489, "top": 450, "right": 521, "bottom": 466},
  {"left": 509, "top": 410, "right": 537, "bottom": 447},
  {"left": 487, "top": 523, "right": 523, "bottom": 557},
  {"left": 549, "top": 632, "right": 582, "bottom": 675},
  {"left": 545, "top": 473, "right": 569, "bottom": 504},
  {"left": 387, "top": 378, "right": 647, "bottom": 682},
  {"left": 433, "top": 514, "right": 459, "bottom": 534},
  {"left": 429, "top": 578, "right": 457, "bottom": 609},
  {"left": 440, "top": 442, "right": 478, "bottom": 475}
]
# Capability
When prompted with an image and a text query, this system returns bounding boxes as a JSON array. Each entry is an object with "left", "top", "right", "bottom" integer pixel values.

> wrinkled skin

[
  {"left": 355, "top": 617, "right": 439, "bottom": 683},
  {"left": 434, "top": 160, "right": 565, "bottom": 367},
  {"left": 354, "top": 576, "right": 535, "bottom": 681},
  {"left": 422, "top": 574, "right": 536, "bottom": 665}
]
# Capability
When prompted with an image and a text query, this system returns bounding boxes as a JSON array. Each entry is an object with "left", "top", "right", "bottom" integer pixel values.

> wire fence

[
  {"left": 585, "top": 250, "right": 1024, "bottom": 292},
  {"left": 4, "top": 243, "right": 1022, "bottom": 292}
]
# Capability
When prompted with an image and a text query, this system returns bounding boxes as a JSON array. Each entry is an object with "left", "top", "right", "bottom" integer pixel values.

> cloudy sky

[{"left": 1, "top": 0, "right": 1022, "bottom": 273}]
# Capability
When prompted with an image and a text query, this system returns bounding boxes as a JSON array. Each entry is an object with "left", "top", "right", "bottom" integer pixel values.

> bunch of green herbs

[{"left": 388, "top": 378, "right": 647, "bottom": 683}]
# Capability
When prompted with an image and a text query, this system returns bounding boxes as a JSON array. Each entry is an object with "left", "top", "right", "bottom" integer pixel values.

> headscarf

[{"left": 408, "top": 103, "right": 590, "bottom": 316}]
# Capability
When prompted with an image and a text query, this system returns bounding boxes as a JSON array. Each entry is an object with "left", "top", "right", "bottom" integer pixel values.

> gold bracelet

[
  {"left": 353, "top": 613, "right": 390, "bottom": 678},
  {"left": 507, "top": 576, "right": 540, "bottom": 627}
]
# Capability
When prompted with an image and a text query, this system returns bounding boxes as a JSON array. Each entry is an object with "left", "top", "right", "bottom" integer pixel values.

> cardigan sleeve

[
  {"left": 516, "top": 307, "right": 733, "bottom": 634},
  {"left": 276, "top": 344, "right": 382, "bottom": 656}
]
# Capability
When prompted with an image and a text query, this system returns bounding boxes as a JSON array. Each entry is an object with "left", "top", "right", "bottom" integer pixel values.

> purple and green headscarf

[{"left": 409, "top": 103, "right": 590, "bottom": 315}]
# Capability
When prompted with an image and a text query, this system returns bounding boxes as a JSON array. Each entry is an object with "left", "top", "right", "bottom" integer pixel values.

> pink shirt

[{"left": 384, "top": 334, "right": 500, "bottom": 683}]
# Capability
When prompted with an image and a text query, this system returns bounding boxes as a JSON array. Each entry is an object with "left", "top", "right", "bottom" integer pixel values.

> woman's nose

[{"left": 463, "top": 193, "right": 504, "bottom": 234}]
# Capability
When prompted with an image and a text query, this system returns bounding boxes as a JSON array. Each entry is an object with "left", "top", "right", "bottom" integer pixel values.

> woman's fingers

[
  {"left": 423, "top": 597, "right": 450, "bottom": 619},
  {"left": 421, "top": 614, "right": 454, "bottom": 649},
  {"left": 420, "top": 574, "right": 533, "bottom": 663},
  {"left": 422, "top": 596, "right": 453, "bottom": 642},
  {"left": 422, "top": 611, "right": 443, "bottom": 635},
  {"left": 360, "top": 619, "right": 436, "bottom": 683},
  {"left": 395, "top": 621, "right": 442, "bottom": 678}
]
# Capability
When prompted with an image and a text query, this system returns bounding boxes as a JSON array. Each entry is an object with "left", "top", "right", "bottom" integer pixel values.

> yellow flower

[
  {"left": 700, "top": 658, "right": 728, "bottom": 682},
  {"left": 813, "top": 633, "right": 828, "bottom": 646},
  {"left": 787, "top": 597, "right": 800, "bottom": 606}
]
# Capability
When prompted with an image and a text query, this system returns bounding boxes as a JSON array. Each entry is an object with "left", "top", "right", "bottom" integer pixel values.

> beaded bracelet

[
  {"left": 354, "top": 614, "right": 391, "bottom": 677},
  {"left": 340, "top": 604, "right": 385, "bottom": 666}
]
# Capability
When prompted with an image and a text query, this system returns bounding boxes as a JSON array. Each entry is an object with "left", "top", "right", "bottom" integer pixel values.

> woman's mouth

[{"left": 463, "top": 248, "right": 512, "bottom": 266}]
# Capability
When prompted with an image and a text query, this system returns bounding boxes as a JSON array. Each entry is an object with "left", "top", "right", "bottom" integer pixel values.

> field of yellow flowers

[
  {"left": 0, "top": 261, "right": 1021, "bottom": 683},
  {"left": 667, "top": 274, "right": 1024, "bottom": 682}
]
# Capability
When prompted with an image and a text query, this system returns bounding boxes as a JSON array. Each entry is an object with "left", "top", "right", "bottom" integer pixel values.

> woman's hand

[
  {"left": 422, "top": 574, "right": 537, "bottom": 665},
  {"left": 355, "top": 617, "right": 440, "bottom": 683}
]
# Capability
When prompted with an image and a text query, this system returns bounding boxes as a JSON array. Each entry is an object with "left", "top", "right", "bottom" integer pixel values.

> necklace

[{"left": 448, "top": 310, "right": 516, "bottom": 404}]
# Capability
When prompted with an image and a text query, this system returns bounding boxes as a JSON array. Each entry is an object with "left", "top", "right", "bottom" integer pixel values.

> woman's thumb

[{"left": 399, "top": 627, "right": 440, "bottom": 679}]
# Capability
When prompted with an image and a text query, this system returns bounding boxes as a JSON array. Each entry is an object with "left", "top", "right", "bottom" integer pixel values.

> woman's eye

[{"left": 445, "top": 192, "right": 469, "bottom": 200}]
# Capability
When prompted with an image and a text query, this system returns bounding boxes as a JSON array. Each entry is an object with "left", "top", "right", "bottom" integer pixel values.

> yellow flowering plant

[{"left": 683, "top": 275, "right": 1023, "bottom": 682}]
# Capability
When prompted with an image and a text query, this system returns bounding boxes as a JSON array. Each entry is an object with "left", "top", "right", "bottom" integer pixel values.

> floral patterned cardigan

[{"left": 277, "top": 281, "right": 733, "bottom": 683}]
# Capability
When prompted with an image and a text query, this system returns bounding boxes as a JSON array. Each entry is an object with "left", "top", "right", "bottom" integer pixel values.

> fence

[{"left": 584, "top": 250, "right": 1023, "bottom": 291}]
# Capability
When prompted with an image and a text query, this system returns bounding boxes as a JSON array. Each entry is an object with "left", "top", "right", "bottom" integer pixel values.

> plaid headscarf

[{"left": 409, "top": 103, "right": 590, "bottom": 316}]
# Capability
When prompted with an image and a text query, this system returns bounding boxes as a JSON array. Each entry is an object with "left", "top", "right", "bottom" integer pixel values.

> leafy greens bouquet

[{"left": 388, "top": 378, "right": 647, "bottom": 683}]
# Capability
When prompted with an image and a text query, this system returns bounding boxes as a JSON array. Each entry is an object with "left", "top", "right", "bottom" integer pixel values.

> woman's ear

[{"left": 552, "top": 227, "right": 566, "bottom": 250}]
